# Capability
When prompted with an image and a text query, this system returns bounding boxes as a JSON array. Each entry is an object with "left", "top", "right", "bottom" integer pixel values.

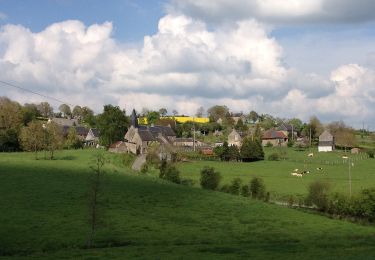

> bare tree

[
  {"left": 87, "top": 152, "right": 106, "bottom": 248},
  {"left": 196, "top": 106, "right": 205, "bottom": 117}
]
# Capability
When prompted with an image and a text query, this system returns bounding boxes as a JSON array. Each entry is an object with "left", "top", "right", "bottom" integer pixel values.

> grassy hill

[
  {"left": 1, "top": 150, "right": 375, "bottom": 259},
  {"left": 176, "top": 147, "right": 375, "bottom": 199}
]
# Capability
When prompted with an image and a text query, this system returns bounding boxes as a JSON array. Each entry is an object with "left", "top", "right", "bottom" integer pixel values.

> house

[
  {"left": 108, "top": 141, "right": 127, "bottom": 153},
  {"left": 228, "top": 129, "right": 244, "bottom": 147},
  {"left": 61, "top": 125, "right": 88, "bottom": 140},
  {"left": 318, "top": 130, "right": 335, "bottom": 152},
  {"left": 124, "top": 109, "right": 176, "bottom": 155},
  {"left": 277, "top": 123, "right": 297, "bottom": 138},
  {"left": 85, "top": 128, "right": 100, "bottom": 146},
  {"left": 173, "top": 138, "right": 205, "bottom": 147},
  {"left": 261, "top": 130, "right": 288, "bottom": 147}
]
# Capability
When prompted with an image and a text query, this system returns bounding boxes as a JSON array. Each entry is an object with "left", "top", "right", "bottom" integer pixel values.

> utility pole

[{"left": 193, "top": 117, "right": 196, "bottom": 152}]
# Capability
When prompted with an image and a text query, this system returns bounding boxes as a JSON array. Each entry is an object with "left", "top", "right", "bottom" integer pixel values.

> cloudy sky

[{"left": 1, "top": 0, "right": 375, "bottom": 128}]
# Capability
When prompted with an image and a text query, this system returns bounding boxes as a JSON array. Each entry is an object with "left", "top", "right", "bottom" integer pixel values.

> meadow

[
  {"left": 1, "top": 149, "right": 375, "bottom": 259},
  {"left": 176, "top": 147, "right": 375, "bottom": 199}
]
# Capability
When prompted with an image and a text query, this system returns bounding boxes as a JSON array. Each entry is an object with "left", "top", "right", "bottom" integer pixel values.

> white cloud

[
  {"left": 168, "top": 0, "right": 375, "bottom": 24},
  {"left": 0, "top": 16, "right": 375, "bottom": 125}
]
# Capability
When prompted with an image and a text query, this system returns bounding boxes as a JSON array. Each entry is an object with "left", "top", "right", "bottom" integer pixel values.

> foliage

[
  {"left": 159, "top": 159, "right": 181, "bottom": 184},
  {"left": 235, "top": 118, "right": 248, "bottom": 132},
  {"left": 354, "top": 188, "right": 375, "bottom": 221},
  {"left": 248, "top": 110, "right": 259, "bottom": 123},
  {"left": 200, "top": 166, "right": 221, "bottom": 190},
  {"left": 19, "top": 120, "right": 44, "bottom": 158},
  {"left": 241, "top": 185, "right": 251, "bottom": 197},
  {"left": 147, "top": 111, "right": 160, "bottom": 125},
  {"left": 207, "top": 105, "right": 229, "bottom": 122},
  {"left": 195, "top": 106, "right": 205, "bottom": 117},
  {"left": 37, "top": 102, "right": 54, "bottom": 118},
  {"left": 45, "top": 122, "right": 64, "bottom": 159},
  {"left": 268, "top": 153, "right": 279, "bottom": 161},
  {"left": 366, "top": 150, "right": 374, "bottom": 158},
  {"left": 58, "top": 104, "right": 71, "bottom": 117},
  {"left": 0, "top": 128, "right": 20, "bottom": 152},
  {"left": 228, "top": 178, "right": 243, "bottom": 195},
  {"left": 65, "top": 127, "right": 83, "bottom": 149},
  {"left": 158, "top": 108, "right": 168, "bottom": 116},
  {"left": 249, "top": 177, "right": 266, "bottom": 199},
  {"left": 328, "top": 120, "right": 356, "bottom": 150},
  {"left": 72, "top": 105, "right": 83, "bottom": 118},
  {"left": 240, "top": 137, "right": 264, "bottom": 162},
  {"left": 306, "top": 180, "right": 331, "bottom": 211},
  {"left": 22, "top": 103, "right": 41, "bottom": 125},
  {"left": 97, "top": 105, "right": 129, "bottom": 147}
]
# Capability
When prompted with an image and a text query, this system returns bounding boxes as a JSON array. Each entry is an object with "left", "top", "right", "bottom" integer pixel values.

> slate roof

[
  {"left": 138, "top": 125, "right": 176, "bottom": 137},
  {"left": 138, "top": 130, "right": 156, "bottom": 141},
  {"left": 51, "top": 118, "right": 79, "bottom": 127},
  {"left": 319, "top": 130, "right": 334, "bottom": 142},
  {"left": 262, "top": 130, "right": 288, "bottom": 139},
  {"left": 90, "top": 128, "right": 100, "bottom": 138}
]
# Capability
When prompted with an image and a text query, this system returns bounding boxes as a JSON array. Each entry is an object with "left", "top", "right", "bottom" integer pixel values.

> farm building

[
  {"left": 228, "top": 129, "right": 244, "bottom": 147},
  {"left": 261, "top": 130, "right": 288, "bottom": 147},
  {"left": 318, "top": 130, "right": 335, "bottom": 152}
]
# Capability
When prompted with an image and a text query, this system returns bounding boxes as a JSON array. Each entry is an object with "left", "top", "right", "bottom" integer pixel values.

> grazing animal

[
  {"left": 291, "top": 172, "right": 298, "bottom": 176},
  {"left": 296, "top": 173, "right": 303, "bottom": 177},
  {"left": 316, "top": 167, "right": 323, "bottom": 171},
  {"left": 308, "top": 153, "right": 314, "bottom": 157},
  {"left": 342, "top": 156, "right": 348, "bottom": 159},
  {"left": 302, "top": 170, "right": 310, "bottom": 174},
  {"left": 293, "top": 169, "right": 299, "bottom": 172}
]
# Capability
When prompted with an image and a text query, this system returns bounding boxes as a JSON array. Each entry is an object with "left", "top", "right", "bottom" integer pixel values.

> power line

[{"left": 0, "top": 80, "right": 72, "bottom": 106}]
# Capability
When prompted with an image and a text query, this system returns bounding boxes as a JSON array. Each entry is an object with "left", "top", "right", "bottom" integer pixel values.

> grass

[
  {"left": 176, "top": 147, "right": 375, "bottom": 199},
  {"left": 1, "top": 149, "right": 375, "bottom": 259}
]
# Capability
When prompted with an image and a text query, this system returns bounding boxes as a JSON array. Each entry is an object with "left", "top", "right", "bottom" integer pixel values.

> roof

[
  {"left": 62, "top": 126, "right": 88, "bottom": 136},
  {"left": 175, "top": 138, "right": 194, "bottom": 142},
  {"left": 138, "top": 130, "right": 156, "bottom": 141},
  {"left": 277, "top": 124, "right": 293, "bottom": 132},
  {"left": 319, "top": 130, "right": 334, "bottom": 142},
  {"left": 138, "top": 125, "right": 176, "bottom": 137},
  {"left": 319, "top": 141, "right": 334, "bottom": 146},
  {"left": 90, "top": 128, "right": 100, "bottom": 138},
  {"left": 51, "top": 118, "right": 79, "bottom": 127},
  {"left": 262, "top": 130, "right": 288, "bottom": 140}
]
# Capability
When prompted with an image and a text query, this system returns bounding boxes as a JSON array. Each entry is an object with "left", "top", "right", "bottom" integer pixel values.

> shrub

[
  {"left": 241, "top": 138, "right": 264, "bottom": 162},
  {"left": 265, "top": 142, "right": 273, "bottom": 147},
  {"left": 228, "top": 178, "right": 243, "bottom": 195},
  {"left": 241, "top": 185, "right": 251, "bottom": 197},
  {"left": 163, "top": 165, "right": 181, "bottom": 184},
  {"left": 354, "top": 188, "right": 375, "bottom": 221},
  {"left": 367, "top": 150, "right": 374, "bottom": 158},
  {"left": 306, "top": 180, "right": 331, "bottom": 211},
  {"left": 180, "top": 178, "right": 195, "bottom": 186},
  {"left": 268, "top": 153, "right": 279, "bottom": 161},
  {"left": 200, "top": 167, "right": 221, "bottom": 190},
  {"left": 140, "top": 163, "right": 149, "bottom": 174},
  {"left": 249, "top": 177, "right": 266, "bottom": 199},
  {"left": 220, "top": 184, "right": 231, "bottom": 193},
  {"left": 328, "top": 192, "right": 353, "bottom": 216}
]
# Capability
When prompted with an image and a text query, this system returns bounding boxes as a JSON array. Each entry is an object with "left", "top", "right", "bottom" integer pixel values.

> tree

[
  {"left": 19, "top": 121, "right": 44, "bottom": 159},
  {"left": 81, "top": 106, "right": 95, "bottom": 126},
  {"left": 72, "top": 105, "right": 83, "bottom": 118},
  {"left": 259, "top": 114, "right": 276, "bottom": 130},
  {"left": 207, "top": 105, "right": 229, "bottom": 122},
  {"left": 22, "top": 103, "right": 41, "bottom": 125},
  {"left": 45, "top": 122, "right": 63, "bottom": 159},
  {"left": 200, "top": 167, "right": 221, "bottom": 190},
  {"left": 97, "top": 105, "right": 129, "bottom": 147},
  {"left": 306, "top": 180, "right": 331, "bottom": 211},
  {"left": 59, "top": 104, "right": 71, "bottom": 117},
  {"left": 248, "top": 110, "right": 259, "bottom": 123},
  {"left": 196, "top": 106, "right": 205, "bottom": 117},
  {"left": 172, "top": 109, "right": 178, "bottom": 116},
  {"left": 0, "top": 97, "right": 23, "bottom": 151},
  {"left": 65, "top": 127, "right": 83, "bottom": 149},
  {"left": 249, "top": 177, "right": 266, "bottom": 199},
  {"left": 328, "top": 121, "right": 356, "bottom": 151},
  {"left": 235, "top": 118, "right": 248, "bottom": 132},
  {"left": 37, "top": 102, "right": 54, "bottom": 118},
  {"left": 158, "top": 108, "right": 168, "bottom": 117},
  {"left": 240, "top": 137, "right": 264, "bottom": 162},
  {"left": 147, "top": 111, "right": 160, "bottom": 125},
  {"left": 302, "top": 116, "right": 323, "bottom": 145}
]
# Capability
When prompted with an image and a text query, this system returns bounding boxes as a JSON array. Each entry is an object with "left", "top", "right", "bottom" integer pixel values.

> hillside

[{"left": 1, "top": 150, "right": 375, "bottom": 259}]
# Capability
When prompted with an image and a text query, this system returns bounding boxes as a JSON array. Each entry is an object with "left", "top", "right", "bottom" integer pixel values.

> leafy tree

[
  {"left": 59, "top": 104, "right": 71, "bottom": 117},
  {"left": 228, "top": 145, "right": 241, "bottom": 161},
  {"left": 0, "top": 97, "right": 23, "bottom": 130},
  {"left": 158, "top": 108, "right": 168, "bottom": 117},
  {"left": 302, "top": 116, "right": 323, "bottom": 145},
  {"left": 250, "top": 177, "right": 266, "bottom": 199},
  {"left": 259, "top": 114, "right": 276, "bottom": 130},
  {"left": 248, "top": 110, "right": 259, "bottom": 123},
  {"left": 72, "top": 105, "right": 83, "bottom": 118},
  {"left": 45, "top": 122, "right": 63, "bottom": 159},
  {"left": 200, "top": 167, "right": 221, "bottom": 190},
  {"left": 97, "top": 105, "right": 129, "bottom": 147},
  {"left": 81, "top": 106, "right": 96, "bottom": 126},
  {"left": 287, "top": 118, "right": 303, "bottom": 134},
  {"left": 37, "top": 102, "right": 54, "bottom": 118},
  {"left": 19, "top": 120, "right": 44, "bottom": 159},
  {"left": 207, "top": 105, "right": 229, "bottom": 122},
  {"left": 229, "top": 178, "right": 243, "bottom": 195},
  {"left": 65, "top": 127, "right": 83, "bottom": 149},
  {"left": 328, "top": 120, "right": 356, "bottom": 151},
  {"left": 235, "top": 118, "right": 248, "bottom": 132},
  {"left": 240, "top": 137, "right": 264, "bottom": 162},
  {"left": 306, "top": 180, "right": 331, "bottom": 211},
  {"left": 22, "top": 103, "right": 41, "bottom": 125},
  {"left": 147, "top": 111, "right": 160, "bottom": 125}
]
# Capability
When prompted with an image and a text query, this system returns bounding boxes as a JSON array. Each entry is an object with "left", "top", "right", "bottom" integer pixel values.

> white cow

[{"left": 308, "top": 153, "right": 314, "bottom": 157}]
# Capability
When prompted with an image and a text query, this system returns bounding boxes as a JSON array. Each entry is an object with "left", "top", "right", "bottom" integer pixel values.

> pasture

[
  {"left": 1, "top": 149, "right": 375, "bottom": 259},
  {"left": 177, "top": 147, "right": 375, "bottom": 199}
]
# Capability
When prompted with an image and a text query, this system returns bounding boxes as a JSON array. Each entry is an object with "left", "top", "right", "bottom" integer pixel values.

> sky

[{"left": 1, "top": 0, "right": 375, "bottom": 129}]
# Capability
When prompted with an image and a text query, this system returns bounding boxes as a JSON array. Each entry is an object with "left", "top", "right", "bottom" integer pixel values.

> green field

[
  {"left": 1, "top": 149, "right": 375, "bottom": 259},
  {"left": 176, "top": 148, "right": 375, "bottom": 199}
]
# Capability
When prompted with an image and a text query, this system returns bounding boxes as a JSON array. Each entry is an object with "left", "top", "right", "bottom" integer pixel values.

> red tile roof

[{"left": 262, "top": 130, "right": 288, "bottom": 140}]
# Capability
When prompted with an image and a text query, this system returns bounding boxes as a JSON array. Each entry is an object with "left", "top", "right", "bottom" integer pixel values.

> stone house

[
  {"left": 318, "top": 130, "right": 335, "bottom": 152},
  {"left": 261, "top": 130, "right": 288, "bottom": 147},
  {"left": 228, "top": 129, "right": 244, "bottom": 147},
  {"left": 85, "top": 128, "right": 100, "bottom": 146}
]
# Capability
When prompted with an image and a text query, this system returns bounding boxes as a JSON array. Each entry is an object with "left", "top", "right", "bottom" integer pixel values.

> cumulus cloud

[
  {"left": 0, "top": 15, "right": 375, "bottom": 125},
  {"left": 168, "top": 0, "right": 375, "bottom": 24}
]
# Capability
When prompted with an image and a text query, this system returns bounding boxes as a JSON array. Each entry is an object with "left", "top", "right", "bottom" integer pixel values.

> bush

[
  {"left": 180, "top": 178, "right": 195, "bottom": 186},
  {"left": 268, "top": 153, "right": 279, "bottom": 161},
  {"left": 328, "top": 192, "right": 353, "bottom": 216},
  {"left": 200, "top": 167, "right": 221, "bottom": 190},
  {"left": 354, "top": 188, "right": 375, "bottom": 221},
  {"left": 159, "top": 159, "right": 181, "bottom": 184},
  {"left": 367, "top": 150, "right": 374, "bottom": 158},
  {"left": 306, "top": 180, "right": 331, "bottom": 211},
  {"left": 220, "top": 184, "right": 230, "bottom": 193},
  {"left": 249, "top": 177, "right": 266, "bottom": 199},
  {"left": 140, "top": 163, "right": 149, "bottom": 174},
  {"left": 228, "top": 178, "right": 243, "bottom": 195},
  {"left": 241, "top": 185, "right": 251, "bottom": 197}
]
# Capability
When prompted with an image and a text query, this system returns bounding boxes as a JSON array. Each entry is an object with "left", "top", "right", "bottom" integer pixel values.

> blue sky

[{"left": 1, "top": 0, "right": 375, "bottom": 128}]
